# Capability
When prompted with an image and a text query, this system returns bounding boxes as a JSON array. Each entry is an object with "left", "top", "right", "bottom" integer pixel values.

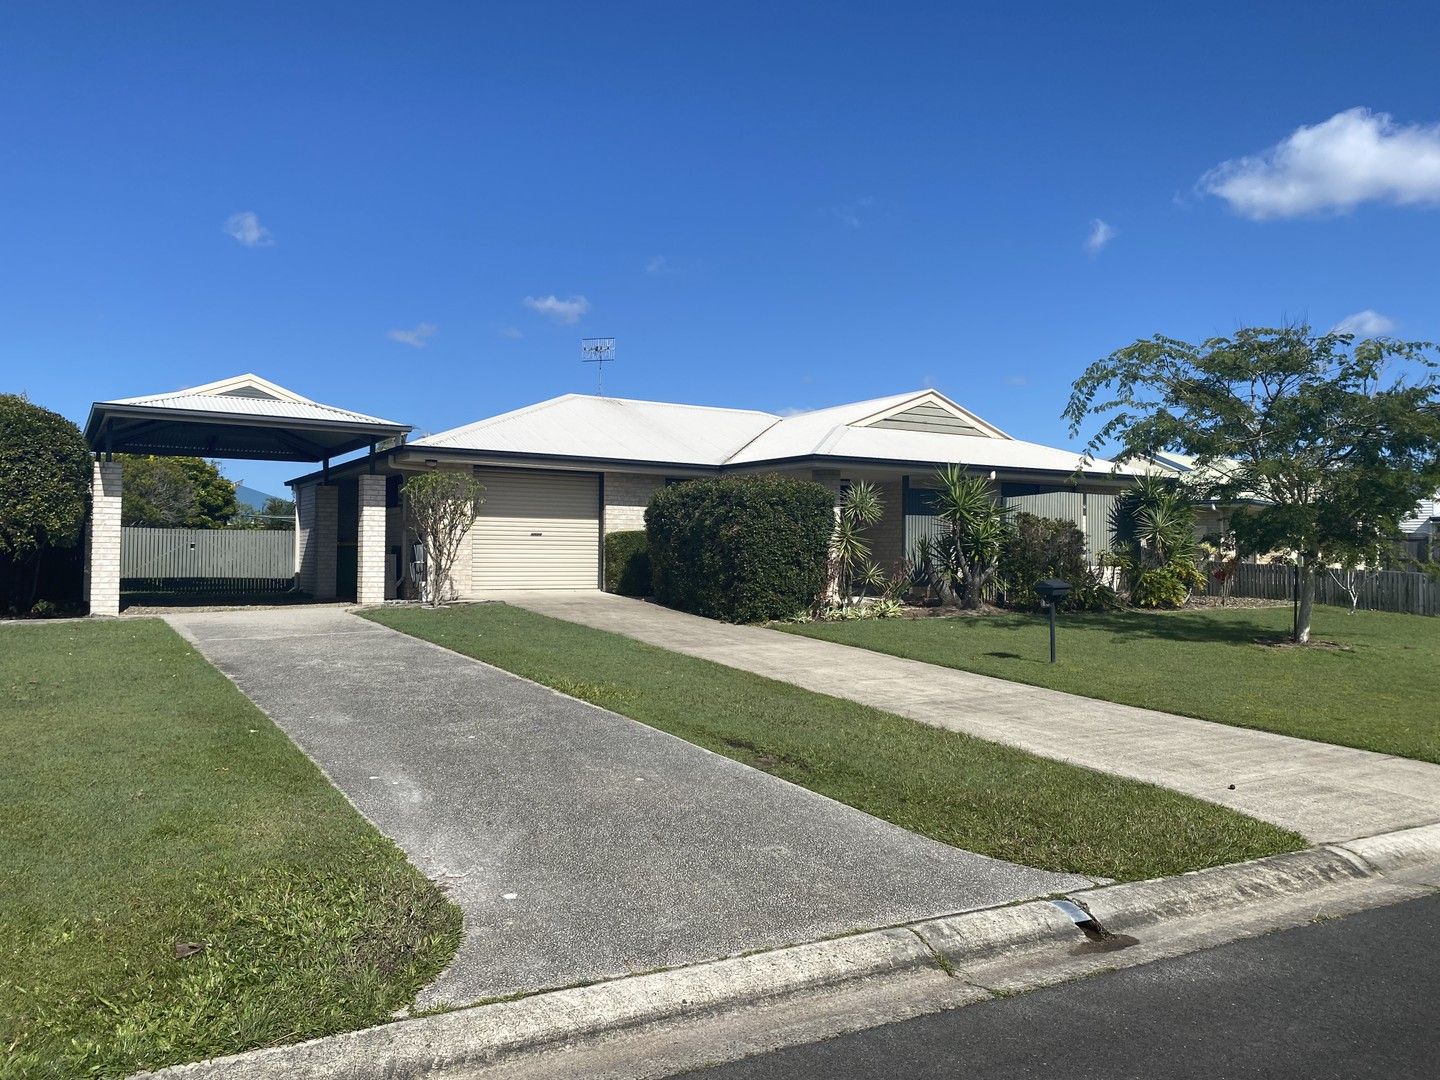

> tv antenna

[{"left": 580, "top": 337, "right": 616, "bottom": 393}]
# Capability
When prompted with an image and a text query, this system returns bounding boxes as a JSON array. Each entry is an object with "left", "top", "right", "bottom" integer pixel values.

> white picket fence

[
  {"left": 121, "top": 527, "right": 295, "bottom": 590},
  {"left": 1202, "top": 561, "right": 1439, "bottom": 617}
]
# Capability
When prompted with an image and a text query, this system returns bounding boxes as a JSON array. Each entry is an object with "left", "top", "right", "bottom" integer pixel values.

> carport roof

[{"left": 84, "top": 373, "right": 411, "bottom": 461}]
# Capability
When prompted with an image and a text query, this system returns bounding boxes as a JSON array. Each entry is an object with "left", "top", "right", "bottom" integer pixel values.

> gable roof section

[
  {"left": 86, "top": 374, "right": 410, "bottom": 461},
  {"left": 414, "top": 388, "right": 1124, "bottom": 477},
  {"left": 411, "top": 394, "right": 778, "bottom": 467}
]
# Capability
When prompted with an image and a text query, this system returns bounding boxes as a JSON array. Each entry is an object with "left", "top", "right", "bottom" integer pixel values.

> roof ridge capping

[{"left": 107, "top": 373, "right": 318, "bottom": 406}]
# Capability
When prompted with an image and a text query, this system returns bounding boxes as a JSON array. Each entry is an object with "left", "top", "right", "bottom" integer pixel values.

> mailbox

[
  {"left": 1034, "top": 579, "right": 1070, "bottom": 663},
  {"left": 1035, "top": 579, "right": 1072, "bottom": 606}
]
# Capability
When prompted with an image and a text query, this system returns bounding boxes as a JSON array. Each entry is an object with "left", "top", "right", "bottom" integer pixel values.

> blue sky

[{"left": 4, "top": 2, "right": 1439, "bottom": 496}]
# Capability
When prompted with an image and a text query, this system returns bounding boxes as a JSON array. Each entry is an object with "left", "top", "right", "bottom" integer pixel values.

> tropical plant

[
  {"left": 402, "top": 471, "right": 485, "bottom": 605},
  {"left": 1107, "top": 476, "right": 1206, "bottom": 608},
  {"left": 929, "top": 466, "right": 1013, "bottom": 609},
  {"left": 831, "top": 480, "right": 884, "bottom": 608},
  {"left": 1066, "top": 324, "right": 1440, "bottom": 641}
]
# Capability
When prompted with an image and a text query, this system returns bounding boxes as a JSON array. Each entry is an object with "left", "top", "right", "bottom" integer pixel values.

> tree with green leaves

[
  {"left": 1066, "top": 325, "right": 1440, "bottom": 641},
  {"left": 0, "top": 394, "right": 93, "bottom": 610},
  {"left": 402, "top": 471, "right": 485, "bottom": 605},
  {"left": 930, "top": 465, "right": 1013, "bottom": 609},
  {"left": 119, "top": 455, "right": 240, "bottom": 528}
]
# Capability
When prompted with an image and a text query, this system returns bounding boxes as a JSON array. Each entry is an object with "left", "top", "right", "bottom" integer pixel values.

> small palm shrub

[
  {"left": 831, "top": 480, "right": 885, "bottom": 608},
  {"left": 929, "top": 466, "right": 1013, "bottom": 609},
  {"left": 1109, "top": 475, "right": 1205, "bottom": 608}
]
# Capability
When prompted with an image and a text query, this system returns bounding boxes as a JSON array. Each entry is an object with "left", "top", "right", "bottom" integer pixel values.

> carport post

[
  {"left": 84, "top": 459, "right": 123, "bottom": 616},
  {"left": 356, "top": 474, "right": 387, "bottom": 606}
]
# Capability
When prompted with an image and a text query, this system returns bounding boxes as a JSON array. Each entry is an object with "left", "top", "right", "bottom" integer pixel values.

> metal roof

[
  {"left": 411, "top": 389, "right": 1129, "bottom": 477},
  {"left": 85, "top": 373, "right": 411, "bottom": 461}
]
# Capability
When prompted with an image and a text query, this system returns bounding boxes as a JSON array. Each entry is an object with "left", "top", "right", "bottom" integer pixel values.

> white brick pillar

[
  {"left": 85, "top": 460, "right": 122, "bottom": 616},
  {"left": 356, "top": 474, "right": 387, "bottom": 606}
]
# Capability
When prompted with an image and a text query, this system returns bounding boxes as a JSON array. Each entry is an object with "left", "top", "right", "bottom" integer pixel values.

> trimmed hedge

[
  {"left": 645, "top": 476, "right": 833, "bottom": 623},
  {"left": 604, "top": 530, "right": 652, "bottom": 596}
]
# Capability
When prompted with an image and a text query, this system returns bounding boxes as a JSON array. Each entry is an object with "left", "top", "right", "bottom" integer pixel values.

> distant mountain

[{"left": 235, "top": 484, "right": 282, "bottom": 511}]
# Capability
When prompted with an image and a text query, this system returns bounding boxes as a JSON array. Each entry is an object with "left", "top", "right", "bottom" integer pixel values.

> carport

[{"left": 82, "top": 374, "right": 410, "bottom": 615}]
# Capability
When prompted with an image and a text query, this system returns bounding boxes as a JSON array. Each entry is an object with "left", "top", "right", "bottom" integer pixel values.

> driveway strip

[
  {"left": 491, "top": 591, "right": 1440, "bottom": 844},
  {"left": 163, "top": 607, "right": 1089, "bottom": 1008}
]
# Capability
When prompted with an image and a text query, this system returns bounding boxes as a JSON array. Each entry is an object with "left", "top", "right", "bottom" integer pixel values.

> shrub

[
  {"left": 604, "top": 530, "right": 651, "bottom": 596},
  {"left": 0, "top": 394, "right": 92, "bottom": 613},
  {"left": 401, "top": 471, "right": 485, "bottom": 605},
  {"left": 1000, "top": 512, "right": 1117, "bottom": 612},
  {"left": 645, "top": 476, "right": 833, "bottom": 623},
  {"left": 1109, "top": 476, "right": 1205, "bottom": 608}
]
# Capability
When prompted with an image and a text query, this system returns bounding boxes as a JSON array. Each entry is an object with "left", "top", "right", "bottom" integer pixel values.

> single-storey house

[{"left": 287, "top": 387, "right": 1138, "bottom": 600}]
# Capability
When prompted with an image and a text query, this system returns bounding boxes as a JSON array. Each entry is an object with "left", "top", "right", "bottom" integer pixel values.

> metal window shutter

[{"left": 472, "top": 469, "right": 600, "bottom": 589}]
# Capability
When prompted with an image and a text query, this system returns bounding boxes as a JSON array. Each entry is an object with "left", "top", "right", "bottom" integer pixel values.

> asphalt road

[{"left": 677, "top": 894, "right": 1440, "bottom": 1080}]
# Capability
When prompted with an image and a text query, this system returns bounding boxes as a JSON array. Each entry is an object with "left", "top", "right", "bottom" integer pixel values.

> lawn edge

[{"left": 140, "top": 821, "right": 1440, "bottom": 1079}]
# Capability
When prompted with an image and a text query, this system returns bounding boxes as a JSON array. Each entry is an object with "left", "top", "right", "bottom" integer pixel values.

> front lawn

[
  {"left": 0, "top": 620, "right": 461, "bottom": 1079},
  {"left": 781, "top": 605, "right": 1440, "bottom": 763},
  {"left": 366, "top": 604, "right": 1303, "bottom": 885}
]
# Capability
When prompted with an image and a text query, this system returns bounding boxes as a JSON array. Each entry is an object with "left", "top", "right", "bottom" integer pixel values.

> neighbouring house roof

[
  {"left": 1128, "top": 450, "right": 1267, "bottom": 504},
  {"left": 1400, "top": 495, "right": 1440, "bottom": 536},
  {"left": 86, "top": 373, "right": 411, "bottom": 461},
  {"left": 408, "top": 388, "right": 1129, "bottom": 478}
]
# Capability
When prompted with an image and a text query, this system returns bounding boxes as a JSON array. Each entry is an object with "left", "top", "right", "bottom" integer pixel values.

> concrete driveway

[
  {"left": 495, "top": 591, "right": 1440, "bottom": 844},
  {"left": 165, "top": 607, "right": 1091, "bottom": 1008}
]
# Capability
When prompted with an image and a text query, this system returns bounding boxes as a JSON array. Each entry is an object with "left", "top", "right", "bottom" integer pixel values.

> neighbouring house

[
  {"left": 287, "top": 388, "right": 1138, "bottom": 599},
  {"left": 1399, "top": 495, "right": 1439, "bottom": 562}
]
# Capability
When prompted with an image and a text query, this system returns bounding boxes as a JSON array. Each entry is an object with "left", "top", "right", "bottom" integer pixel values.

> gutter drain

[{"left": 1052, "top": 899, "right": 1138, "bottom": 953}]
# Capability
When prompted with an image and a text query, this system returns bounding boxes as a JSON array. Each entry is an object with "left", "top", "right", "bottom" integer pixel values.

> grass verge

[
  {"left": 0, "top": 619, "right": 461, "bottom": 1079},
  {"left": 365, "top": 603, "right": 1304, "bottom": 885},
  {"left": 779, "top": 605, "right": 1440, "bottom": 763}
]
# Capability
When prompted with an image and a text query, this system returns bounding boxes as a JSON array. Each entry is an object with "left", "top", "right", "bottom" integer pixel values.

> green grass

[
  {"left": 780, "top": 605, "right": 1440, "bottom": 763},
  {"left": 366, "top": 603, "right": 1303, "bottom": 887},
  {"left": 0, "top": 620, "right": 462, "bottom": 1080}
]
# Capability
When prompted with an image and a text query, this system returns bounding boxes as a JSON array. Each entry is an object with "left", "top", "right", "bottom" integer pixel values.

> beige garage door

[{"left": 472, "top": 469, "right": 600, "bottom": 589}]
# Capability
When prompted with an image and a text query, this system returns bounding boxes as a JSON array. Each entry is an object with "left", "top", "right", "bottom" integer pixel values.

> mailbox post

[{"left": 1034, "top": 578, "right": 1072, "bottom": 663}]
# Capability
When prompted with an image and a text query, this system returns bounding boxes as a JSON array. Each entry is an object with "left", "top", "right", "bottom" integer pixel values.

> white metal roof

[
  {"left": 1401, "top": 496, "right": 1440, "bottom": 535},
  {"left": 99, "top": 373, "right": 406, "bottom": 428},
  {"left": 414, "top": 389, "right": 1128, "bottom": 476}
]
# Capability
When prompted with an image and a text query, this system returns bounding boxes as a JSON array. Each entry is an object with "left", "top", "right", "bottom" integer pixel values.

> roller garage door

[{"left": 472, "top": 469, "right": 600, "bottom": 589}]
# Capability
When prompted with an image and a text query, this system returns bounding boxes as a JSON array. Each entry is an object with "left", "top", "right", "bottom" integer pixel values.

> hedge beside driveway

[{"left": 645, "top": 475, "right": 833, "bottom": 622}]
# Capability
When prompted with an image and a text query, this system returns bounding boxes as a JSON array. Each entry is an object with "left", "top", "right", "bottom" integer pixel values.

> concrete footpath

[
  {"left": 495, "top": 591, "right": 1440, "bottom": 844},
  {"left": 164, "top": 607, "right": 1090, "bottom": 1008}
]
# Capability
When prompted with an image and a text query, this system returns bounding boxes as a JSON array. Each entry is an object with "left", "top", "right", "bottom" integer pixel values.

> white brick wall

[
  {"left": 85, "top": 460, "right": 122, "bottom": 616},
  {"left": 603, "top": 471, "right": 663, "bottom": 534},
  {"left": 356, "top": 474, "right": 387, "bottom": 606}
]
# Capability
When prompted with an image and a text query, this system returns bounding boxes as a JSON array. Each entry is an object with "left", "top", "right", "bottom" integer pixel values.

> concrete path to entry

[
  {"left": 494, "top": 591, "right": 1440, "bottom": 845},
  {"left": 164, "top": 607, "right": 1092, "bottom": 1009}
]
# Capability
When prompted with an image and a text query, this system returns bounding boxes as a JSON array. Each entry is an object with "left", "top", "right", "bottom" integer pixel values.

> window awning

[{"left": 84, "top": 374, "right": 411, "bottom": 462}]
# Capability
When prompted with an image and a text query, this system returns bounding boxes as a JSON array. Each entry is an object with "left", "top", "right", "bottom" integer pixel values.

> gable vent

[{"left": 867, "top": 402, "right": 986, "bottom": 437}]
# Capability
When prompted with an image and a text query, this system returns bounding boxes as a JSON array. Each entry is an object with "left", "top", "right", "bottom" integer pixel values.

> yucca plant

[
  {"left": 930, "top": 465, "right": 1013, "bottom": 609},
  {"left": 832, "top": 480, "right": 884, "bottom": 608},
  {"left": 1109, "top": 475, "right": 1205, "bottom": 607}
]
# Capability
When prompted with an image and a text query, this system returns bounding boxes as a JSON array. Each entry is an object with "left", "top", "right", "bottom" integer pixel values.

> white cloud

[
  {"left": 223, "top": 211, "right": 273, "bottom": 247},
  {"left": 1332, "top": 309, "right": 1396, "bottom": 336},
  {"left": 1005, "top": 374, "right": 1029, "bottom": 387},
  {"left": 1199, "top": 108, "right": 1440, "bottom": 219},
  {"left": 387, "top": 322, "right": 438, "bottom": 348},
  {"left": 499, "top": 326, "right": 524, "bottom": 339},
  {"left": 645, "top": 255, "right": 673, "bottom": 275},
  {"left": 1084, "top": 219, "right": 1116, "bottom": 255},
  {"left": 523, "top": 294, "right": 590, "bottom": 324},
  {"left": 824, "top": 196, "right": 874, "bottom": 229}
]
